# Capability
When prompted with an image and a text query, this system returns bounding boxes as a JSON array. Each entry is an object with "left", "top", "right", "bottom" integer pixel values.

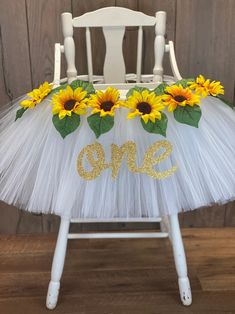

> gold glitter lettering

[
  {"left": 77, "top": 140, "right": 177, "bottom": 180},
  {"left": 77, "top": 142, "right": 108, "bottom": 180},
  {"left": 140, "top": 140, "right": 177, "bottom": 179},
  {"left": 110, "top": 141, "right": 139, "bottom": 178}
]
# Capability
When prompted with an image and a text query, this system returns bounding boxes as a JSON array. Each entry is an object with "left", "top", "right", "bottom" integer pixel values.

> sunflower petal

[{"left": 141, "top": 114, "right": 149, "bottom": 124}]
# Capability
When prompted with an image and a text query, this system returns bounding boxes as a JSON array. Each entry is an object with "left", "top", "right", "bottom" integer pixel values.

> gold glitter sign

[{"left": 77, "top": 140, "right": 177, "bottom": 180}]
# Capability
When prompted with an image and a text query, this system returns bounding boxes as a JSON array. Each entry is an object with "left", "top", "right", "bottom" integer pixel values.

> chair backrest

[{"left": 61, "top": 7, "right": 167, "bottom": 85}]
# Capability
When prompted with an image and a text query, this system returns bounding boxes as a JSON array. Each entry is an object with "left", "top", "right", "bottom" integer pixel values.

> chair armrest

[{"left": 166, "top": 41, "right": 182, "bottom": 81}]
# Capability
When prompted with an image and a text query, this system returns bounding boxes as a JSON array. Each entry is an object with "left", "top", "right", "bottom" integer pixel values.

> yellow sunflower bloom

[
  {"left": 124, "top": 89, "right": 165, "bottom": 124},
  {"left": 52, "top": 85, "right": 88, "bottom": 119},
  {"left": 20, "top": 81, "right": 52, "bottom": 109},
  {"left": 87, "top": 87, "right": 123, "bottom": 117},
  {"left": 162, "top": 84, "right": 200, "bottom": 112},
  {"left": 188, "top": 75, "right": 224, "bottom": 97}
]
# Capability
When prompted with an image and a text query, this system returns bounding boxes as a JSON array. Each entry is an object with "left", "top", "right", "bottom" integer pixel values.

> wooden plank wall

[{"left": 0, "top": 0, "right": 234, "bottom": 233}]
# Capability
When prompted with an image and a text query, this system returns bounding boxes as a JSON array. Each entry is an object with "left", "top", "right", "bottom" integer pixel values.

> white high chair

[{"left": 46, "top": 7, "right": 192, "bottom": 309}]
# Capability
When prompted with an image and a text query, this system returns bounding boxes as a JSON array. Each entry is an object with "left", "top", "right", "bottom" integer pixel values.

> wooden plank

[
  {"left": 175, "top": 0, "right": 235, "bottom": 102},
  {"left": 0, "top": 234, "right": 57, "bottom": 255},
  {"left": 0, "top": 29, "right": 11, "bottom": 107},
  {"left": 0, "top": 0, "right": 233, "bottom": 233},
  {"left": 16, "top": 211, "right": 43, "bottom": 234},
  {"left": 1, "top": 227, "right": 234, "bottom": 253},
  {"left": 233, "top": 81, "right": 235, "bottom": 107},
  {"left": 224, "top": 201, "right": 235, "bottom": 227},
  {"left": 41, "top": 214, "right": 60, "bottom": 233},
  {"left": 1, "top": 238, "right": 234, "bottom": 273},
  {"left": 182, "top": 205, "right": 226, "bottom": 228},
  {"left": 198, "top": 264, "right": 235, "bottom": 291},
  {"left": 70, "top": 221, "right": 161, "bottom": 233},
  {"left": 1, "top": 292, "right": 235, "bottom": 314},
  {"left": 0, "top": 203, "right": 20, "bottom": 234},
  {"left": 138, "top": 0, "right": 176, "bottom": 76},
  {"left": 0, "top": 233, "right": 169, "bottom": 255},
  {"left": 0, "top": 0, "right": 42, "bottom": 235},
  {"left": 0, "top": 268, "right": 199, "bottom": 299},
  {"left": 25, "top": 0, "right": 71, "bottom": 232},
  {"left": 72, "top": 0, "right": 116, "bottom": 77},
  {"left": 0, "top": 229, "right": 235, "bottom": 313},
  {"left": 0, "top": 0, "right": 32, "bottom": 99},
  {"left": 26, "top": 0, "right": 71, "bottom": 87}
]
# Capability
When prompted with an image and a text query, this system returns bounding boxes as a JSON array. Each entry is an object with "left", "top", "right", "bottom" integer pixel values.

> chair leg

[
  {"left": 46, "top": 217, "right": 70, "bottom": 310},
  {"left": 169, "top": 213, "right": 192, "bottom": 306},
  {"left": 160, "top": 216, "right": 172, "bottom": 242}
]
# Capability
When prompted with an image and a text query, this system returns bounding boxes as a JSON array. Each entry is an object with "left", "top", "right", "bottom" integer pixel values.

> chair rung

[
  {"left": 70, "top": 217, "right": 162, "bottom": 223},
  {"left": 67, "top": 232, "right": 168, "bottom": 239}
]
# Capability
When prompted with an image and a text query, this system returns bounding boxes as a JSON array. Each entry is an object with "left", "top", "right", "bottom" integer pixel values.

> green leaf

[
  {"left": 126, "top": 86, "right": 149, "bottom": 98},
  {"left": 87, "top": 113, "right": 114, "bottom": 138},
  {"left": 173, "top": 105, "right": 202, "bottom": 128},
  {"left": 52, "top": 113, "right": 80, "bottom": 138},
  {"left": 50, "top": 84, "right": 68, "bottom": 96},
  {"left": 70, "top": 79, "right": 95, "bottom": 96},
  {"left": 216, "top": 95, "right": 233, "bottom": 108},
  {"left": 175, "top": 78, "right": 195, "bottom": 88},
  {"left": 141, "top": 112, "right": 168, "bottom": 137},
  {"left": 153, "top": 83, "right": 168, "bottom": 96},
  {"left": 15, "top": 107, "right": 28, "bottom": 121}
]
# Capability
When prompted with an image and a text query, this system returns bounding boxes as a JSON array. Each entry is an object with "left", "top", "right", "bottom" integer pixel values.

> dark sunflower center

[
  {"left": 137, "top": 102, "right": 151, "bottom": 114},
  {"left": 174, "top": 95, "right": 187, "bottom": 102},
  {"left": 64, "top": 99, "right": 76, "bottom": 110},
  {"left": 100, "top": 100, "right": 114, "bottom": 112}
]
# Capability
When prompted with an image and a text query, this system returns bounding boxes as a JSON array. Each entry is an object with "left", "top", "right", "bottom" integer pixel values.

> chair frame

[{"left": 46, "top": 7, "right": 192, "bottom": 310}]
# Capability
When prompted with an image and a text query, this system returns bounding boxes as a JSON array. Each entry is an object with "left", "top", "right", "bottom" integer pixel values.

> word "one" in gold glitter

[{"left": 77, "top": 140, "right": 177, "bottom": 180}]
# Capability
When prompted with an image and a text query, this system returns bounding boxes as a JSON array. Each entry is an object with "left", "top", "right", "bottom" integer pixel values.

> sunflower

[
  {"left": 162, "top": 84, "right": 200, "bottom": 112},
  {"left": 20, "top": 81, "right": 52, "bottom": 109},
  {"left": 124, "top": 89, "right": 165, "bottom": 123},
  {"left": 87, "top": 87, "right": 123, "bottom": 117},
  {"left": 52, "top": 85, "right": 88, "bottom": 119},
  {"left": 188, "top": 75, "right": 224, "bottom": 97}
]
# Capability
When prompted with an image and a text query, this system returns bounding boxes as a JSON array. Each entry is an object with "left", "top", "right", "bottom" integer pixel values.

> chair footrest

[
  {"left": 67, "top": 232, "right": 168, "bottom": 239},
  {"left": 70, "top": 217, "right": 162, "bottom": 223}
]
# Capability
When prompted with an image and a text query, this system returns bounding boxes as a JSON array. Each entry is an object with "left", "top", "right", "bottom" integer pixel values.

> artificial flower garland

[
  {"left": 15, "top": 75, "right": 231, "bottom": 138},
  {"left": 15, "top": 82, "right": 52, "bottom": 120}
]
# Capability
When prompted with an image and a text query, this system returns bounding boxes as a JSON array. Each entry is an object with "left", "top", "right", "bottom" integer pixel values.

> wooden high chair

[{"left": 46, "top": 7, "right": 192, "bottom": 309}]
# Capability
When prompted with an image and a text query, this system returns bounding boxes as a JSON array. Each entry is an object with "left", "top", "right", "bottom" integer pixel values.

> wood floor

[{"left": 0, "top": 228, "right": 235, "bottom": 314}]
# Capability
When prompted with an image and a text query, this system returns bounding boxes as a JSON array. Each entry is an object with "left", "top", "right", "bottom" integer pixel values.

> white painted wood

[
  {"left": 72, "top": 7, "right": 156, "bottom": 28},
  {"left": 68, "top": 232, "right": 168, "bottom": 239},
  {"left": 56, "top": 74, "right": 176, "bottom": 87},
  {"left": 160, "top": 216, "right": 172, "bottom": 242},
  {"left": 86, "top": 27, "right": 93, "bottom": 82},
  {"left": 58, "top": 9, "right": 182, "bottom": 87},
  {"left": 46, "top": 217, "right": 70, "bottom": 310},
  {"left": 169, "top": 214, "right": 192, "bottom": 306},
  {"left": 168, "top": 41, "right": 182, "bottom": 80},
  {"left": 94, "top": 82, "right": 157, "bottom": 90},
  {"left": 103, "top": 26, "right": 126, "bottom": 83},
  {"left": 165, "top": 44, "right": 170, "bottom": 53},
  {"left": 57, "top": 9, "right": 183, "bottom": 89},
  {"left": 61, "top": 13, "right": 77, "bottom": 84},
  {"left": 136, "top": 26, "right": 143, "bottom": 83},
  {"left": 153, "top": 11, "right": 166, "bottom": 83},
  {"left": 48, "top": 8, "right": 191, "bottom": 309},
  {"left": 53, "top": 43, "right": 62, "bottom": 87},
  {"left": 70, "top": 217, "right": 162, "bottom": 223},
  {"left": 58, "top": 75, "right": 104, "bottom": 84},
  {"left": 95, "top": 82, "right": 164, "bottom": 91}
]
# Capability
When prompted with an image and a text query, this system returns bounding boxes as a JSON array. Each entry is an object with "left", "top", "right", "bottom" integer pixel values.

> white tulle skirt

[{"left": 0, "top": 94, "right": 235, "bottom": 219}]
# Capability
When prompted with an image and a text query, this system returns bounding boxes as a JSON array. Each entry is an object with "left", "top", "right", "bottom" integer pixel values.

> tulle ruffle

[{"left": 0, "top": 95, "right": 235, "bottom": 218}]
